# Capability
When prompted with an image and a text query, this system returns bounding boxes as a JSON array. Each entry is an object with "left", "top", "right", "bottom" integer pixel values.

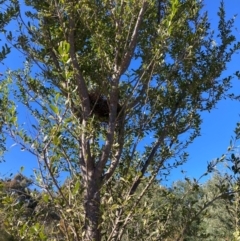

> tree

[
  {"left": 200, "top": 174, "right": 233, "bottom": 241},
  {"left": 169, "top": 175, "right": 233, "bottom": 241},
  {"left": 0, "top": 0, "right": 18, "bottom": 159},
  {"left": 0, "top": 0, "right": 240, "bottom": 240}
]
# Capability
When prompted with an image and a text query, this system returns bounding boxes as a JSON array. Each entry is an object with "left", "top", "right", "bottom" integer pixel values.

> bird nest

[{"left": 89, "top": 92, "right": 122, "bottom": 122}]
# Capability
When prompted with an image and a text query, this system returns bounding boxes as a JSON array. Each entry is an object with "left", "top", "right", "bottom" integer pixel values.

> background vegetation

[{"left": 0, "top": 0, "right": 240, "bottom": 240}]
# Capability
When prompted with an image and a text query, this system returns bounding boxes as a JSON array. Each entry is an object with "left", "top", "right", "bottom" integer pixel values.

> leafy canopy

[{"left": 0, "top": 0, "right": 240, "bottom": 240}]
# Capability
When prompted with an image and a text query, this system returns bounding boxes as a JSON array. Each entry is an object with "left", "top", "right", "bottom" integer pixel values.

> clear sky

[
  {"left": 174, "top": 0, "right": 240, "bottom": 181},
  {"left": 0, "top": 0, "right": 240, "bottom": 183}
]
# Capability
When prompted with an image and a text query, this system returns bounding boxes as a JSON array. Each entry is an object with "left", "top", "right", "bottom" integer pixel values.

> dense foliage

[
  {"left": 1, "top": 169, "right": 240, "bottom": 241},
  {"left": 0, "top": 0, "right": 240, "bottom": 240}
]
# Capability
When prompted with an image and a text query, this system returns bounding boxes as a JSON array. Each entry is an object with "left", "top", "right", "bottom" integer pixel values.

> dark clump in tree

[{"left": 88, "top": 91, "right": 123, "bottom": 122}]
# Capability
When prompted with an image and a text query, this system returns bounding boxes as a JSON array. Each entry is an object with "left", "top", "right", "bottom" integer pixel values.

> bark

[{"left": 83, "top": 175, "right": 101, "bottom": 241}]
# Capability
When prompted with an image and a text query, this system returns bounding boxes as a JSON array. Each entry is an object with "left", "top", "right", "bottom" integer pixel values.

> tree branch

[
  {"left": 119, "top": 1, "right": 148, "bottom": 75},
  {"left": 102, "top": 114, "right": 126, "bottom": 182},
  {"left": 68, "top": 11, "right": 95, "bottom": 173}
]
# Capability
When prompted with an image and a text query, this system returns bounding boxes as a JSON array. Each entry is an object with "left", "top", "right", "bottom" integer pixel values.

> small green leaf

[
  {"left": 42, "top": 193, "right": 49, "bottom": 203},
  {"left": 53, "top": 135, "right": 60, "bottom": 145},
  {"left": 50, "top": 104, "right": 59, "bottom": 114},
  {"left": 73, "top": 180, "right": 80, "bottom": 195}
]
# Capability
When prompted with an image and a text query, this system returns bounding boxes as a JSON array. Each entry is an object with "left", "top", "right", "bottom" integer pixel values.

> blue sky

[
  {"left": 175, "top": 0, "right": 240, "bottom": 181},
  {"left": 0, "top": 0, "right": 240, "bottom": 183}
]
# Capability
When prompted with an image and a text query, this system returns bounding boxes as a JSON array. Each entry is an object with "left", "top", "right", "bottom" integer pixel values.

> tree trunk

[{"left": 83, "top": 177, "right": 101, "bottom": 241}]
